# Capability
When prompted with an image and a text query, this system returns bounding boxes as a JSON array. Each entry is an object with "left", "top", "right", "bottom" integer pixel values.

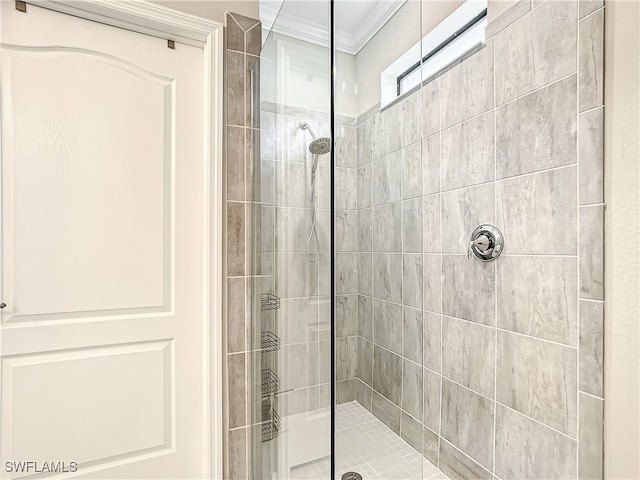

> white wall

[
  {"left": 353, "top": 0, "right": 528, "bottom": 116},
  {"left": 354, "top": 0, "right": 464, "bottom": 116},
  {"left": 336, "top": 51, "right": 358, "bottom": 118},
  {"left": 603, "top": 0, "right": 640, "bottom": 478},
  {"left": 151, "top": 0, "right": 259, "bottom": 25}
]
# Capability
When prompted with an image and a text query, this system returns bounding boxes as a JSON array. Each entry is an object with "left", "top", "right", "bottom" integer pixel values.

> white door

[{"left": 0, "top": 2, "right": 208, "bottom": 478}]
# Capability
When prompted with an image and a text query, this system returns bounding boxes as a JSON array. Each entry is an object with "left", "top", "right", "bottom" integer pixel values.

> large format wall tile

[
  {"left": 335, "top": 125, "right": 357, "bottom": 168},
  {"left": 275, "top": 161, "right": 308, "bottom": 207},
  {"left": 277, "top": 342, "right": 319, "bottom": 390},
  {"left": 579, "top": 392, "right": 604, "bottom": 479},
  {"left": 497, "top": 166, "right": 577, "bottom": 254},
  {"left": 336, "top": 379, "right": 358, "bottom": 404},
  {"left": 439, "top": 439, "right": 492, "bottom": 480},
  {"left": 276, "top": 206, "right": 315, "bottom": 252},
  {"left": 227, "top": 126, "right": 246, "bottom": 201},
  {"left": 423, "top": 368, "right": 441, "bottom": 432},
  {"left": 335, "top": 167, "right": 357, "bottom": 210},
  {"left": 403, "top": 198, "right": 423, "bottom": 253},
  {"left": 358, "top": 295, "right": 373, "bottom": 341},
  {"left": 402, "top": 254, "right": 423, "bottom": 309},
  {"left": 579, "top": 8, "right": 604, "bottom": 112},
  {"left": 226, "top": 50, "right": 245, "bottom": 127},
  {"left": 497, "top": 331, "right": 577, "bottom": 435},
  {"left": 440, "top": 41, "right": 494, "bottom": 129},
  {"left": 496, "top": 75, "right": 577, "bottom": 178},
  {"left": 357, "top": 118, "right": 372, "bottom": 167},
  {"left": 373, "top": 299, "right": 402, "bottom": 354},
  {"left": 440, "top": 111, "right": 495, "bottom": 190},
  {"left": 579, "top": 300, "right": 604, "bottom": 397},
  {"left": 579, "top": 107, "right": 604, "bottom": 205},
  {"left": 441, "top": 380, "right": 494, "bottom": 469},
  {"left": 422, "top": 79, "right": 440, "bottom": 138},
  {"left": 580, "top": 0, "right": 603, "bottom": 18},
  {"left": 373, "top": 203, "right": 402, "bottom": 251},
  {"left": 227, "top": 277, "right": 246, "bottom": 353},
  {"left": 423, "top": 254, "right": 442, "bottom": 313},
  {"left": 495, "top": 405, "right": 577, "bottom": 480},
  {"left": 348, "top": 3, "right": 604, "bottom": 476},
  {"left": 373, "top": 346, "right": 403, "bottom": 405},
  {"left": 403, "top": 307, "right": 423, "bottom": 364},
  {"left": 486, "top": 0, "right": 530, "bottom": 38},
  {"left": 422, "top": 194, "right": 440, "bottom": 254},
  {"left": 336, "top": 294, "right": 358, "bottom": 337},
  {"left": 372, "top": 151, "right": 403, "bottom": 205},
  {"left": 357, "top": 208, "right": 372, "bottom": 252},
  {"left": 228, "top": 353, "right": 247, "bottom": 428},
  {"left": 335, "top": 210, "right": 357, "bottom": 252},
  {"left": 580, "top": 205, "right": 604, "bottom": 300},
  {"left": 372, "top": 391, "right": 401, "bottom": 435},
  {"left": 372, "top": 253, "right": 403, "bottom": 303},
  {"left": 402, "top": 359, "right": 423, "bottom": 420},
  {"left": 442, "top": 255, "right": 495, "bottom": 325},
  {"left": 403, "top": 143, "right": 422, "bottom": 200},
  {"left": 277, "top": 252, "right": 324, "bottom": 298},
  {"left": 336, "top": 252, "right": 357, "bottom": 294},
  {"left": 495, "top": 0, "right": 576, "bottom": 105},
  {"left": 423, "top": 426, "right": 439, "bottom": 467},
  {"left": 442, "top": 316, "right": 495, "bottom": 397},
  {"left": 227, "top": 202, "right": 246, "bottom": 276},
  {"left": 356, "top": 379, "right": 373, "bottom": 411},
  {"left": 402, "top": 92, "right": 421, "bottom": 148},
  {"left": 358, "top": 338, "right": 373, "bottom": 385},
  {"left": 372, "top": 103, "right": 402, "bottom": 158},
  {"left": 497, "top": 256, "right": 578, "bottom": 345},
  {"left": 424, "top": 312, "right": 442, "bottom": 372},
  {"left": 358, "top": 253, "right": 372, "bottom": 296},
  {"left": 357, "top": 164, "right": 372, "bottom": 209},
  {"left": 401, "top": 412, "right": 423, "bottom": 453},
  {"left": 278, "top": 298, "right": 319, "bottom": 344},
  {"left": 422, "top": 135, "right": 440, "bottom": 195},
  {"left": 441, "top": 183, "right": 495, "bottom": 253},
  {"left": 336, "top": 336, "right": 358, "bottom": 381},
  {"left": 228, "top": 428, "right": 247, "bottom": 480}
]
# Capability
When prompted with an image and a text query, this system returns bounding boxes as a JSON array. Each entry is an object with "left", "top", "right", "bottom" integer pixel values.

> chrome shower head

[
  {"left": 299, "top": 121, "right": 317, "bottom": 139},
  {"left": 300, "top": 122, "right": 331, "bottom": 155},
  {"left": 309, "top": 137, "right": 331, "bottom": 155}
]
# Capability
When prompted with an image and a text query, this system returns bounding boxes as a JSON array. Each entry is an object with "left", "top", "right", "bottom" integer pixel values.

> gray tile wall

[
  {"left": 224, "top": 11, "right": 261, "bottom": 480},
  {"left": 354, "top": 1, "right": 605, "bottom": 478},
  {"left": 257, "top": 104, "right": 359, "bottom": 413}
]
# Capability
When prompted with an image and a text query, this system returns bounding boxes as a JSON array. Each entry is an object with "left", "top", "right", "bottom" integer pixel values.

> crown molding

[{"left": 261, "top": 0, "right": 407, "bottom": 55}]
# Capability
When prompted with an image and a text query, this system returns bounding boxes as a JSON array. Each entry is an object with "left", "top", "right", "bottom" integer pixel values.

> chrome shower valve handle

[
  {"left": 468, "top": 225, "right": 504, "bottom": 262},
  {"left": 468, "top": 234, "right": 490, "bottom": 259}
]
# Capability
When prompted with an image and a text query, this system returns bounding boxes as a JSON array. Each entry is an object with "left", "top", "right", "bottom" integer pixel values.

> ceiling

[{"left": 260, "top": 0, "right": 407, "bottom": 55}]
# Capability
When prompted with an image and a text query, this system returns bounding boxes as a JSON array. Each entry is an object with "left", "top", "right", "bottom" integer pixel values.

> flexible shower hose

[{"left": 305, "top": 154, "right": 319, "bottom": 262}]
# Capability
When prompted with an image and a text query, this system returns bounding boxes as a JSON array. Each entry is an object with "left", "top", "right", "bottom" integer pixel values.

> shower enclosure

[{"left": 248, "top": 0, "right": 605, "bottom": 478}]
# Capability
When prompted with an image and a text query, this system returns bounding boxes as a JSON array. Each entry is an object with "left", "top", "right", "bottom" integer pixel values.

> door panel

[
  {"left": 2, "top": 46, "right": 172, "bottom": 321},
  {"left": 4, "top": 341, "right": 172, "bottom": 464},
  {"left": 0, "top": 2, "right": 206, "bottom": 478}
]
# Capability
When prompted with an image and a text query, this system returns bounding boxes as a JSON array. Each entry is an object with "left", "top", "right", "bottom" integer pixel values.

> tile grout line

[
  {"left": 439, "top": 372, "right": 580, "bottom": 442},
  {"left": 579, "top": 389, "right": 604, "bottom": 401},
  {"left": 437, "top": 72, "right": 444, "bottom": 471},
  {"left": 576, "top": 1, "right": 583, "bottom": 475},
  {"left": 495, "top": 67, "right": 577, "bottom": 110}
]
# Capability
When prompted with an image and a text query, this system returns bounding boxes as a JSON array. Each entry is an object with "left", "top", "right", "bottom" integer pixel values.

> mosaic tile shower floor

[{"left": 290, "top": 402, "right": 449, "bottom": 480}]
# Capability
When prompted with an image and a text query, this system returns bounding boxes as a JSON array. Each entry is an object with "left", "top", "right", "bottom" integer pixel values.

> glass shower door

[{"left": 249, "top": 2, "right": 332, "bottom": 478}]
